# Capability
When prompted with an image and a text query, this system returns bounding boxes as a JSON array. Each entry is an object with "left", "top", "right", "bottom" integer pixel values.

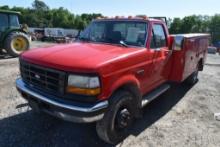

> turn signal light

[{"left": 66, "top": 86, "right": 101, "bottom": 96}]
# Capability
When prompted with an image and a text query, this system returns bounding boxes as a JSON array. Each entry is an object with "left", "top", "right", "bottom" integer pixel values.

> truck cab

[
  {"left": 0, "top": 10, "right": 20, "bottom": 33},
  {"left": 16, "top": 16, "right": 209, "bottom": 144}
]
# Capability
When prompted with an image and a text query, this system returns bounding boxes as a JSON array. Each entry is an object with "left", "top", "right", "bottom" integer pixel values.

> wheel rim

[
  {"left": 115, "top": 107, "right": 132, "bottom": 131},
  {"left": 11, "top": 37, "right": 27, "bottom": 52}
]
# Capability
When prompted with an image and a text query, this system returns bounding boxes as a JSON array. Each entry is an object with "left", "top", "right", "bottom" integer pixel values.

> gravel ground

[{"left": 0, "top": 42, "right": 220, "bottom": 147}]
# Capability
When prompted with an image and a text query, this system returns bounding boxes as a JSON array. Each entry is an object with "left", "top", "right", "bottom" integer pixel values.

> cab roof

[
  {"left": 94, "top": 16, "right": 165, "bottom": 24},
  {"left": 0, "top": 9, "right": 21, "bottom": 15}
]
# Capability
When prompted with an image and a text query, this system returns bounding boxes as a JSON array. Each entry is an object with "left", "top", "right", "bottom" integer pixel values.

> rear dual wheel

[
  {"left": 96, "top": 91, "right": 136, "bottom": 144},
  {"left": 186, "top": 64, "right": 199, "bottom": 85},
  {"left": 4, "top": 32, "right": 30, "bottom": 57}
]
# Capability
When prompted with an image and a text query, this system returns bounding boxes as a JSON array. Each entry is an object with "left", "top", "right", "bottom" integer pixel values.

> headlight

[
  {"left": 66, "top": 75, "right": 101, "bottom": 96},
  {"left": 68, "top": 75, "right": 100, "bottom": 88}
]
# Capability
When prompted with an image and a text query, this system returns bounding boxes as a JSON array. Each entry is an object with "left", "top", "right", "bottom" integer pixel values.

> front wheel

[
  {"left": 4, "top": 32, "right": 30, "bottom": 57},
  {"left": 96, "top": 91, "right": 136, "bottom": 144}
]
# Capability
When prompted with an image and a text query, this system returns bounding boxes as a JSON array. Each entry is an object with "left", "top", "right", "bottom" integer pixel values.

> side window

[
  {"left": 0, "top": 14, "right": 8, "bottom": 31},
  {"left": 150, "top": 24, "right": 166, "bottom": 48},
  {"left": 9, "top": 15, "right": 19, "bottom": 27}
]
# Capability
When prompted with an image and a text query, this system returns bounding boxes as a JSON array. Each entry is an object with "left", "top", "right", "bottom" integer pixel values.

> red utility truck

[{"left": 16, "top": 16, "right": 209, "bottom": 144}]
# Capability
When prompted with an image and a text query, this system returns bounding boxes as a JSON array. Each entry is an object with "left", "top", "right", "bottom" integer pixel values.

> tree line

[
  {"left": 0, "top": 0, "right": 220, "bottom": 44},
  {"left": 169, "top": 15, "right": 220, "bottom": 44},
  {"left": 0, "top": 0, "right": 102, "bottom": 30}
]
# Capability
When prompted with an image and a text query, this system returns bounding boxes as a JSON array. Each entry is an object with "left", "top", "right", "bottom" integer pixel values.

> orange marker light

[
  {"left": 142, "top": 15, "right": 148, "bottom": 20},
  {"left": 66, "top": 86, "right": 101, "bottom": 96},
  {"left": 128, "top": 16, "right": 133, "bottom": 19}
]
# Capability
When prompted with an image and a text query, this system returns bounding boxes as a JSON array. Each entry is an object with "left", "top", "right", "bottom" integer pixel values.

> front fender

[
  {"left": 99, "top": 74, "right": 141, "bottom": 100},
  {"left": 111, "top": 74, "right": 141, "bottom": 94}
]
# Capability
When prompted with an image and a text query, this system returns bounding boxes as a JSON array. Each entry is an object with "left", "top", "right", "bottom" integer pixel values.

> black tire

[
  {"left": 96, "top": 91, "right": 136, "bottom": 144},
  {"left": 186, "top": 70, "right": 198, "bottom": 85},
  {"left": 4, "top": 32, "right": 30, "bottom": 57},
  {"left": 0, "top": 49, "right": 5, "bottom": 54}
]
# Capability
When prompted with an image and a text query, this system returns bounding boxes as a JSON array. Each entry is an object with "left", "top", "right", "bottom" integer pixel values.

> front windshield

[{"left": 79, "top": 20, "right": 148, "bottom": 47}]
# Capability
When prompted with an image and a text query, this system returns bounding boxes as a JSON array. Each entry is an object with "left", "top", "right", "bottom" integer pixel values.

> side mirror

[
  {"left": 168, "top": 36, "right": 174, "bottom": 50},
  {"left": 172, "top": 36, "right": 184, "bottom": 51}
]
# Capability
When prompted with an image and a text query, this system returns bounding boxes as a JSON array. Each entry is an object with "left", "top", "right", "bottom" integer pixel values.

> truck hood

[{"left": 21, "top": 42, "right": 144, "bottom": 73}]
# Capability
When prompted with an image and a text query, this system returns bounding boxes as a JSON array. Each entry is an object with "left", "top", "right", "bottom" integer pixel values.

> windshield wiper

[{"left": 119, "top": 41, "right": 128, "bottom": 47}]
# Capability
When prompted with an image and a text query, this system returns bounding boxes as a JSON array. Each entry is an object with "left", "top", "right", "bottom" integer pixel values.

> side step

[{"left": 141, "top": 84, "right": 170, "bottom": 108}]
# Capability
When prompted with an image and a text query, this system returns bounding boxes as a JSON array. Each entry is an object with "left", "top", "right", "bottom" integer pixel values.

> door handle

[{"left": 136, "top": 69, "right": 145, "bottom": 75}]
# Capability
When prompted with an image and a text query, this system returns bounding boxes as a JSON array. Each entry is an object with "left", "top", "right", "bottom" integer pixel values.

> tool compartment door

[{"left": 182, "top": 38, "right": 198, "bottom": 80}]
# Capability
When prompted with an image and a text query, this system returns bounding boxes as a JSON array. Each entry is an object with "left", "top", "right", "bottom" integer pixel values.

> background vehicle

[
  {"left": 214, "top": 41, "right": 220, "bottom": 55},
  {"left": 207, "top": 46, "right": 217, "bottom": 54},
  {"left": 0, "top": 10, "right": 30, "bottom": 57},
  {"left": 16, "top": 16, "right": 209, "bottom": 144},
  {"left": 28, "top": 27, "right": 78, "bottom": 43}
]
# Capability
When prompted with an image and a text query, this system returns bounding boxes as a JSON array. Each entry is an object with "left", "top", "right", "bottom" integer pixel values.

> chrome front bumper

[{"left": 16, "top": 78, "right": 108, "bottom": 123}]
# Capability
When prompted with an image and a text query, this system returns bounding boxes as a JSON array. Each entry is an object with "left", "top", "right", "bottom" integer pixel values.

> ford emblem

[{"left": 35, "top": 74, "right": 40, "bottom": 79}]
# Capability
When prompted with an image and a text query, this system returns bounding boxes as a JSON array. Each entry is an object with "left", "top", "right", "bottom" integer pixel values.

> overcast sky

[{"left": 1, "top": 0, "right": 219, "bottom": 18}]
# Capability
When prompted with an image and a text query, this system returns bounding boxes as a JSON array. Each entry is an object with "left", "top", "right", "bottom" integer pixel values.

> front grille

[{"left": 20, "top": 60, "right": 66, "bottom": 95}]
